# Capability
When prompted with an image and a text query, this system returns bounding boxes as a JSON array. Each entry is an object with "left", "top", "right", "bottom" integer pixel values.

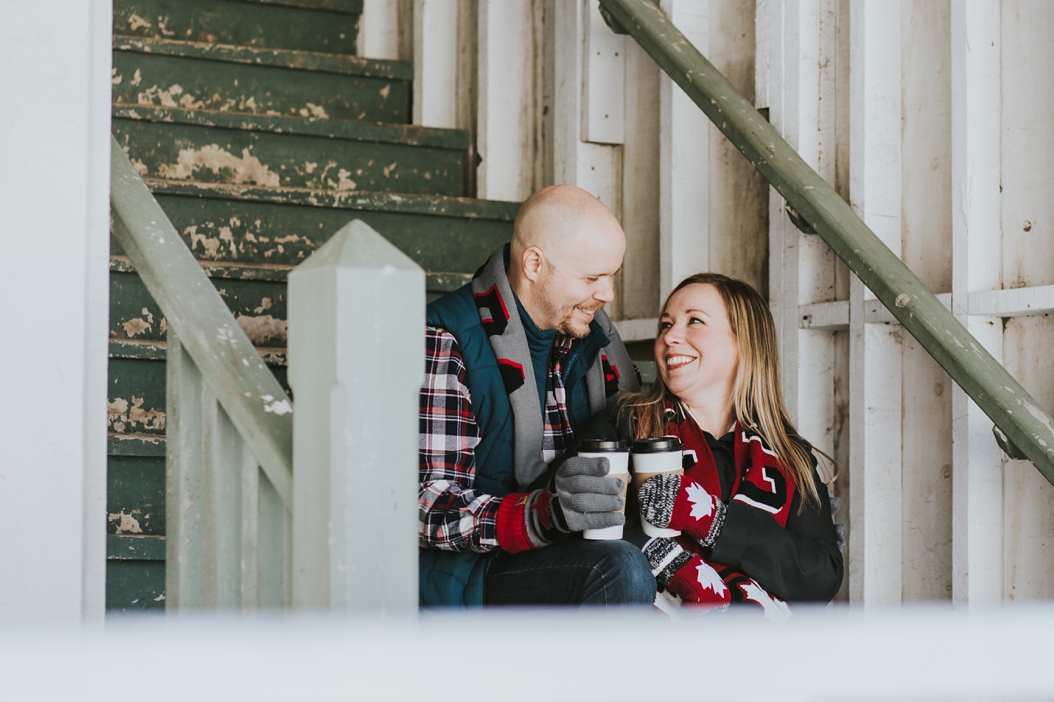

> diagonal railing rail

[
  {"left": 597, "top": 0, "right": 1054, "bottom": 483},
  {"left": 110, "top": 135, "right": 294, "bottom": 607}
]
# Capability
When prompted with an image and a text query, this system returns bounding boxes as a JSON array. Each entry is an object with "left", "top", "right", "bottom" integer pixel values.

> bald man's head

[{"left": 507, "top": 185, "right": 626, "bottom": 337}]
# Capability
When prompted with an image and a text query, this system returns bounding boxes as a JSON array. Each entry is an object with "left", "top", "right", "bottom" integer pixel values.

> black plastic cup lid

[
  {"left": 578, "top": 439, "right": 630, "bottom": 452},
  {"left": 631, "top": 437, "right": 684, "bottom": 453}
]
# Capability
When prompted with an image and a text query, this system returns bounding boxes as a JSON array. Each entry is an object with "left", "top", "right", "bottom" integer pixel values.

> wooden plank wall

[{"left": 356, "top": 0, "right": 1054, "bottom": 604}]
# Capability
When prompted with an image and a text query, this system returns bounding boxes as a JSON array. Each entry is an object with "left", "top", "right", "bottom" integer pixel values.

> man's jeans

[{"left": 483, "top": 538, "right": 656, "bottom": 606}]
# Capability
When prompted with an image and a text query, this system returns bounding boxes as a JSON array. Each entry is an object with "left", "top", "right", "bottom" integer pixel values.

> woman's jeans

[{"left": 483, "top": 537, "right": 656, "bottom": 606}]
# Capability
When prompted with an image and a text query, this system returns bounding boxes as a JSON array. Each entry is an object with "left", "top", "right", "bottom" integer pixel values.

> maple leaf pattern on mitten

[
  {"left": 686, "top": 482, "right": 715, "bottom": 520},
  {"left": 638, "top": 475, "right": 726, "bottom": 547},
  {"left": 694, "top": 560, "right": 727, "bottom": 597}
]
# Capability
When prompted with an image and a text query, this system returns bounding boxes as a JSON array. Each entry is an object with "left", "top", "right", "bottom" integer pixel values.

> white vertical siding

[{"left": 394, "top": 0, "right": 1054, "bottom": 605}]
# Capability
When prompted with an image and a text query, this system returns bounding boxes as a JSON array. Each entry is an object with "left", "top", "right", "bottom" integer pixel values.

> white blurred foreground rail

[{"left": 2, "top": 605, "right": 1052, "bottom": 700}]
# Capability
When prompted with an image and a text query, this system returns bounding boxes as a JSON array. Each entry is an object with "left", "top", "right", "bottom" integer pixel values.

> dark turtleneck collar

[{"left": 512, "top": 292, "right": 611, "bottom": 426}]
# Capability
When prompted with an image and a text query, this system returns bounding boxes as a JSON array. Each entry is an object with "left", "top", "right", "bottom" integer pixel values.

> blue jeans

[{"left": 483, "top": 537, "right": 656, "bottom": 606}]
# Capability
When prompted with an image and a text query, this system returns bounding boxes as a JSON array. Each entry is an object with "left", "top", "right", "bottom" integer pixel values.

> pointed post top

[{"left": 293, "top": 219, "right": 420, "bottom": 274}]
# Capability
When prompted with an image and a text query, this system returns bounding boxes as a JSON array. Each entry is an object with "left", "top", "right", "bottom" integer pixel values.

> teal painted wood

[
  {"left": 114, "top": 0, "right": 361, "bottom": 55},
  {"left": 142, "top": 180, "right": 517, "bottom": 218},
  {"left": 239, "top": 0, "right": 364, "bottom": 12},
  {"left": 108, "top": 534, "right": 167, "bottom": 561},
  {"left": 108, "top": 357, "right": 168, "bottom": 438},
  {"left": 113, "top": 41, "right": 410, "bottom": 124},
  {"left": 112, "top": 110, "right": 465, "bottom": 197},
  {"left": 113, "top": 104, "right": 468, "bottom": 149},
  {"left": 108, "top": 456, "right": 165, "bottom": 535},
  {"left": 599, "top": 0, "right": 1054, "bottom": 481},
  {"left": 106, "top": 560, "right": 167, "bottom": 611},
  {"left": 289, "top": 221, "right": 421, "bottom": 611},
  {"left": 110, "top": 271, "right": 289, "bottom": 347},
  {"left": 113, "top": 36, "right": 410, "bottom": 80},
  {"left": 110, "top": 135, "right": 293, "bottom": 504},
  {"left": 139, "top": 181, "right": 515, "bottom": 271},
  {"left": 109, "top": 434, "right": 166, "bottom": 457}
]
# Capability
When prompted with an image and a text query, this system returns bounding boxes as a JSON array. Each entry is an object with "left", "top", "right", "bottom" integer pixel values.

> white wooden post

[
  {"left": 950, "top": 0, "right": 1004, "bottom": 606},
  {"left": 848, "top": 0, "right": 903, "bottom": 606},
  {"left": 358, "top": 0, "right": 405, "bottom": 60},
  {"left": 413, "top": 0, "right": 458, "bottom": 128},
  {"left": 549, "top": 1, "right": 628, "bottom": 316},
  {"left": 0, "top": 0, "right": 110, "bottom": 617},
  {"left": 477, "top": 0, "right": 540, "bottom": 201},
  {"left": 165, "top": 332, "right": 205, "bottom": 609},
  {"left": 758, "top": 0, "right": 840, "bottom": 456},
  {"left": 621, "top": 36, "right": 661, "bottom": 323},
  {"left": 658, "top": 0, "right": 710, "bottom": 299},
  {"left": 583, "top": 0, "right": 626, "bottom": 146},
  {"left": 552, "top": 0, "right": 622, "bottom": 210},
  {"left": 289, "top": 220, "right": 424, "bottom": 612}
]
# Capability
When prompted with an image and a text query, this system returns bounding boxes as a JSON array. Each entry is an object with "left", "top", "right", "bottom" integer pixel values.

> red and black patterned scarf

[{"left": 665, "top": 400, "right": 797, "bottom": 620}]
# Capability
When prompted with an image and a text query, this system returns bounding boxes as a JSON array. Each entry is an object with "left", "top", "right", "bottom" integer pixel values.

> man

[{"left": 419, "top": 184, "right": 656, "bottom": 607}]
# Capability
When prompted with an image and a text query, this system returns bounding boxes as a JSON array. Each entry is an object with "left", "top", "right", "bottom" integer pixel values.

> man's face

[{"left": 534, "top": 227, "right": 626, "bottom": 338}]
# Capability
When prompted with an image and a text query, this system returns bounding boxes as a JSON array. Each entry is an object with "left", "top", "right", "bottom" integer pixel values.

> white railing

[{"left": 110, "top": 136, "right": 421, "bottom": 611}]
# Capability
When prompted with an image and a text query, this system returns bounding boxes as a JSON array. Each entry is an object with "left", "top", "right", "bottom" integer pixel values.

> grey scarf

[{"left": 470, "top": 245, "right": 640, "bottom": 489}]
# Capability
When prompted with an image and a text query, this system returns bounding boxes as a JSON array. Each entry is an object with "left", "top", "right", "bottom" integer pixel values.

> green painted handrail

[
  {"left": 598, "top": 0, "right": 1054, "bottom": 482},
  {"left": 109, "top": 135, "right": 294, "bottom": 505}
]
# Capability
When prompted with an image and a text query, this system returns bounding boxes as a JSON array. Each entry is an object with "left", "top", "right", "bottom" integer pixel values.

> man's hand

[
  {"left": 551, "top": 456, "right": 625, "bottom": 532},
  {"left": 495, "top": 455, "right": 625, "bottom": 553}
]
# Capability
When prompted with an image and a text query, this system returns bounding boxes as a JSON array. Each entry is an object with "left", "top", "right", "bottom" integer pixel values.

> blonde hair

[{"left": 620, "top": 273, "right": 832, "bottom": 510}]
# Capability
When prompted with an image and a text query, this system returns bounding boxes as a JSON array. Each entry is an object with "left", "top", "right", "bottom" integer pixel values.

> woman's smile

[{"left": 665, "top": 354, "right": 697, "bottom": 370}]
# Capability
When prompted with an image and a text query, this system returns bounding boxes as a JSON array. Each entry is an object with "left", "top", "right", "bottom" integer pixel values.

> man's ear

[{"left": 521, "top": 246, "right": 545, "bottom": 283}]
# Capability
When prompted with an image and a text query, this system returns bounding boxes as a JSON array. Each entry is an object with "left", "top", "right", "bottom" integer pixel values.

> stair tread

[
  {"left": 111, "top": 253, "right": 473, "bottom": 286},
  {"left": 114, "top": 35, "right": 412, "bottom": 81},
  {"left": 114, "top": 0, "right": 360, "bottom": 55},
  {"left": 142, "top": 179, "right": 520, "bottom": 220},
  {"left": 234, "top": 0, "right": 363, "bottom": 14},
  {"left": 107, "top": 534, "right": 166, "bottom": 562},
  {"left": 113, "top": 103, "right": 467, "bottom": 150}
]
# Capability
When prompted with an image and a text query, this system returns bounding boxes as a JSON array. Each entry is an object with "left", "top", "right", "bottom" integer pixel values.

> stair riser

[
  {"left": 107, "top": 561, "right": 165, "bottom": 612},
  {"left": 108, "top": 358, "right": 168, "bottom": 438},
  {"left": 115, "top": 0, "right": 361, "bottom": 55},
  {"left": 111, "top": 272, "right": 290, "bottom": 347},
  {"left": 108, "top": 455, "right": 165, "bottom": 536},
  {"left": 107, "top": 356, "right": 290, "bottom": 440},
  {"left": 113, "top": 50, "right": 409, "bottom": 123},
  {"left": 114, "top": 118, "right": 464, "bottom": 196},
  {"left": 120, "top": 191, "right": 513, "bottom": 270}
]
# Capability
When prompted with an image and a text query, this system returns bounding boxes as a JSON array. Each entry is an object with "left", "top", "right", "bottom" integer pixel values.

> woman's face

[{"left": 654, "top": 283, "right": 739, "bottom": 406}]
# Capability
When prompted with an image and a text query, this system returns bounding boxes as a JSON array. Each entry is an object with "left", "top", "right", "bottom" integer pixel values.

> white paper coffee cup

[
  {"left": 580, "top": 440, "right": 630, "bottom": 541},
  {"left": 631, "top": 437, "right": 685, "bottom": 538}
]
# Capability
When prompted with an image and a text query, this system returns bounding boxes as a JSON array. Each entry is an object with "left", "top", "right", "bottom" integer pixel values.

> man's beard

[{"left": 555, "top": 303, "right": 605, "bottom": 339}]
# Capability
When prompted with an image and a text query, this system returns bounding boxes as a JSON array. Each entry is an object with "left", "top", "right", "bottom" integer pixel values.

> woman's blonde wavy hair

[{"left": 619, "top": 272, "right": 833, "bottom": 510}]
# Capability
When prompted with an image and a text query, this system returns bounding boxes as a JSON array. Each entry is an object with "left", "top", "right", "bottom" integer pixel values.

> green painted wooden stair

[{"left": 107, "top": 0, "right": 519, "bottom": 611}]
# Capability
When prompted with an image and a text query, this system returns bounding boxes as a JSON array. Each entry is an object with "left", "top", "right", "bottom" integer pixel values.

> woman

[{"left": 593, "top": 273, "right": 843, "bottom": 617}]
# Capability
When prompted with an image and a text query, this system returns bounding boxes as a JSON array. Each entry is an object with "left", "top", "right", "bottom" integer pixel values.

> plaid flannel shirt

[{"left": 419, "top": 326, "right": 576, "bottom": 552}]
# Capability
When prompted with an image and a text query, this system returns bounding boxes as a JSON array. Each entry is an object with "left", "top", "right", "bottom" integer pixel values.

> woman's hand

[
  {"left": 642, "top": 537, "right": 730, "bottom": 607},
  {"left": 638, "top": 474, "right": 726, "bottom": 548}
]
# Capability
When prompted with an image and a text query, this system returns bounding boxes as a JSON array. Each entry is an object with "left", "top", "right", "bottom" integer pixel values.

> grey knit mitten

[{"left": 550, "top": 455, "right": 626, "bottom": 533}]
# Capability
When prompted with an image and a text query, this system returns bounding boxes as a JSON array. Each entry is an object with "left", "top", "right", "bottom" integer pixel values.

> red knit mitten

[
  {"left": 638, "top": 474, "right": 726, "bottom": 547},
  {"left": 642, "top": 537, "right": 730, "bottom": 608}
]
